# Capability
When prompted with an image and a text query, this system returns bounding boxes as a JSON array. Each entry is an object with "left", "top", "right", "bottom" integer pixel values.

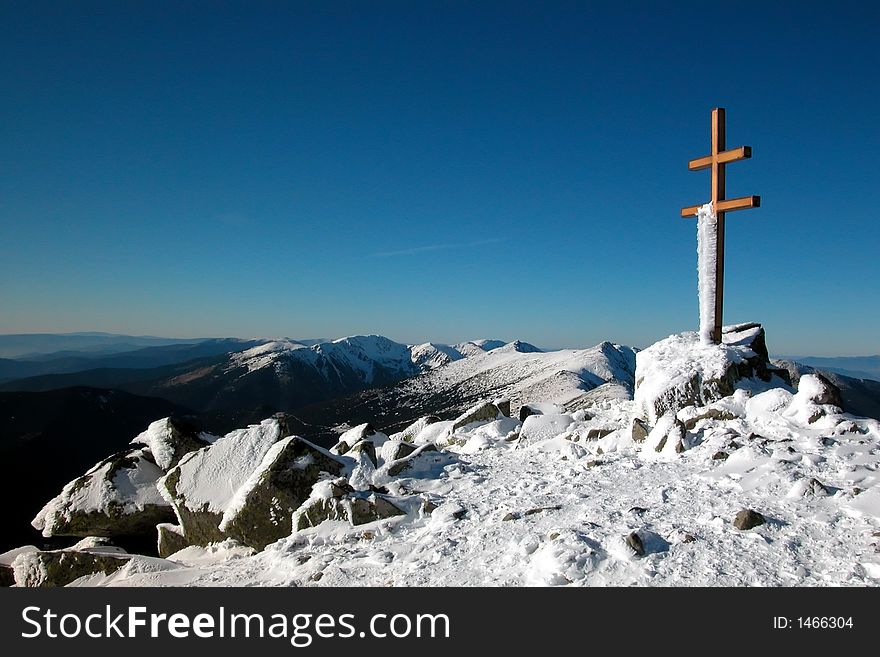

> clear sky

[{"left": 1, "top": 1, "right": 877, "bottom": 356}]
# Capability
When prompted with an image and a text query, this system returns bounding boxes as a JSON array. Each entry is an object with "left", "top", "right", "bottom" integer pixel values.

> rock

[
  {"left": 348, "top": 439, "right": 377, "bottom": 467},
  {"left": 383, "top": 440, "right": 418, "bottom": 462},
  {"left": 634, "top": 324, "right": 781, "bottom": 424},
  {"left": 13, "top": 547, "right": 130, "bottom": 587},
  {"left": 132, "top": 417, "right": 211, "bottom": 471},
  {"left": 519, "top": 405, "right": 538, "bottom": 422},
  {"left": 218, "top": 437, "right": 347, "bottom": 551},
  {"left": 681, "top": 407, "right": 738, "bottom": 430},
  {"left": 420, "top": 499, "right": 438, "bottom": 515},
  {"left": 586, "top": 428, "right": 614, "bottom": 440},
  {"left": 293, "top": 491, "right": 404, "bottom": 531},
  {"left": 494, "top": 399, "right": 511, "bottom": 417},
  {"left": 523, "top": 505, "right": 561, "bottom": 516},
  {"left": 392, "top": 416, "right": 441, "bottom": 443},
  {"left": 160, "top": 416, "right": 292, "bottom": 547},
  {"left": 711, "top": 451, "right": 729, "bottom": 460},
  {"left": 631, "top": 417, "right": 650, "bottom": 442},
  {"left": 804, "top": 372, "right": 844, "bottom": 408},
  {"left": 625, "top": 532, "right": 645, "bottom": 556},
  {"left": 334, "top": 423, "right": 389, "bottom": 451},
  {"left": 157, "top": 523, "right": 188, "bottom": 558},
  {"left": 733, "top": 509, "right": 766, "bottom": 530},
  {"left": 682, "top": 533, "right": 697, "bottom": 544},
  {"left": 642, "top": 413, "right": 687, "bottom": 455},
  {"left": 788, "top": 477, "right": 831, "bottom": 498},
  {"left": 502, "top": 512, "right": 519, "bottom": 521},
  {"left": 0, "top": 565, "right": 13, "bottom": 587},
  {"left": 32, "top": 447, "right": 175, "bottom": 539},
  {"left": 451, "top": 401, "right": 503, "bottom": 432},
  {"left": 331, "top": 440, "right": 351, "bottom": 456},
  {"left": 386, "top": 444, "right": 439, "bottom": 477}
]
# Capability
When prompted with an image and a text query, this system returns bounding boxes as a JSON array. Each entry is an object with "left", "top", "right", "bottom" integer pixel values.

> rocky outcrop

[
  {"left": 13, "top": 542, "right": 130, "bottom": 587},
  {"left": 451, "top": 401, "right": 504, "bottom": 432},
  {"left": 391, "top": 416, "right": 442, "bottom": 443},
  {"left": 218, "top": 437, "right": 347, "bottom": 551},
  {"left": 386, "top": 444, "right": 439, "bottom": 477},
  {"left": 332, "top": 423, "right": 389, "bottom": 455},
  {"left": 160, "top": 417, "right": 291, "bottom": 547},
  {"left": 634, "top": 324, "right": 790, "bottom": 424},
  {"left": 32, "top": 448, "right": 175, "bottom": 539},
  {"left": 131, "top": 417, "right": 211, "bottom": 471},
  {"left": 293, "top": 485, "right": 404, "bottom": 532}
]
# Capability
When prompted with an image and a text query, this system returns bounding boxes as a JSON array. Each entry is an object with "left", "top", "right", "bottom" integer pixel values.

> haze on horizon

[{"left": 1, "top": 2, "right": 877, "bottom": 357}]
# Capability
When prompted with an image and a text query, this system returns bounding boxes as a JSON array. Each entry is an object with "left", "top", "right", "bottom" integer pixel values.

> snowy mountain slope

[{"left": 292, "top": 340, "right": 637, "bottom": 442}]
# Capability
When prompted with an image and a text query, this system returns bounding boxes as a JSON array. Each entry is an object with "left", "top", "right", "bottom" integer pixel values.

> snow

[
  {"left": 32, "top": 448, "right": 167, "bottom": 535},
  {"left": 338, "top": 423, "right": 389, "bottom": 448},
  {"left": 697, "top": 202, "right": 718, "bottom": 345},
  {"left": 18, "top": 330, "right": 880, "bottom": 588},
  {"left": 519, "top": 414, "right": 575, "bottom": 443},
  {"left": 53, "top": 377, "right": 880, "bottom": 587},
  {"left": 160, "top": 417, "right": 286, "bottom": 514},
  {"left": 634, "top": 329, "right": 760, "bottom": 424}
]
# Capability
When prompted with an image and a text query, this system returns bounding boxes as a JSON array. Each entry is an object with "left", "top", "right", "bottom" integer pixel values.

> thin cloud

[{"left": 369, "top": 237, "right": 508, "bottom": 258}]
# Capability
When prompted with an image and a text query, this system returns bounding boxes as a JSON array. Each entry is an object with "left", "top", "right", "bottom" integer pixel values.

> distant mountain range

[{"left": 779, "top": 355, "right": 880, "bottom": 381}]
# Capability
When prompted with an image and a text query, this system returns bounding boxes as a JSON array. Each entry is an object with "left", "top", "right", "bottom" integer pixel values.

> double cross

[{"left": 681, "top": 108, "right": 760, "bottom": 344}]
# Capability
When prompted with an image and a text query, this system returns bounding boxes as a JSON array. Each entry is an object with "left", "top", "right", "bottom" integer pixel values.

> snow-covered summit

[{"left": 11, "top": 323, "right": 880, "bottom": 588}]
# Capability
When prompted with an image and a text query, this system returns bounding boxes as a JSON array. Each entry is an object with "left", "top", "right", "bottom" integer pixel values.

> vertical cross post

[
  {"left": 682, "top": 108, "right": 760, "bottom": 344},
  {"left": 711, "top": 108, "right": 726, "bottom": 345}
]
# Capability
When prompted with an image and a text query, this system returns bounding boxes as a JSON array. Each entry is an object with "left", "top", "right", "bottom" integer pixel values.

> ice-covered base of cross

[{"left": 696, "top": 202, "right": 717, "bottom": 345}]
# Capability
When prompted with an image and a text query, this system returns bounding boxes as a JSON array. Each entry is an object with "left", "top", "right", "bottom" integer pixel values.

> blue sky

[{"left": 0, "top": 1, "right": 877, "bottom": 356}]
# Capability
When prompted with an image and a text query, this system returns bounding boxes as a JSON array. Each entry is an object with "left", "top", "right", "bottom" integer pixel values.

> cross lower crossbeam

[{"left": 681, "top": 195, "right": 760, "bottom": 218}]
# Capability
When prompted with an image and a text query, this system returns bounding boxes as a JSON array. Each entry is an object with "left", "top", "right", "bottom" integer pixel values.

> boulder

[
  {"left": 494, "top": 399, "right": 511, "bottom": 417},
  {"left": 293, "top": 489, "right": 404, "bottom": 532},
  {"left": 32, "top": 447, "right": 175, "bottom": 539},
  {"left": 391, "top": 416, "right": 442, "bottom": 443},
  {"left": 630, "top": 417, "right": 650, "bottom": 442},
  {"left": 386, "top": 444, "right": 439, "bottom": 477},
  {"left": 218, "top": 437, "right": 347, "bottom": 551},
  {"left": 160, "top": 416, "right": 291, "bottom": 547},
  {"left": 336, "top": 423, "right": 389, "bottom": 450},
  {"left": 733, "top": 509, "right": 765, "bottom": 530},
  {"left": 157, "top": 523, "right": 188, "bottom": 558},
  {"left": 585, "top": 428, "right": 614, "bottom": 440},
  {"left": 680, "top": 406, "right": 738, "bottom": 430},
  {"left": 625, "top": 532, "right": 645, "bottom": 556},
  {"left": 451, "top": 401, "right": 503, "bottom": 432},
  {"left": 13, "top": 544, "right": 130, "bottom": 587},
  {"left": 131, "top": 417, "right": 212, "bottom": 471},
  {"left": 348, "top": 439, "right": 378, "bottom": 468},
  {"left": 797, "top": 372, "right": 844, "bottom": 409},
  {"left": 634, "top": 324, "right": 783, "bottom": 424},
  {"left": 382, "top": 440, "right": 418, "bottom": 462},
  {"left": 642, "top": 413, "right": 687, "bottom": 455}
]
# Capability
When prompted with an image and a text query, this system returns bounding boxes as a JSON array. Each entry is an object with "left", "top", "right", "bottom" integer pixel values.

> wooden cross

[{"left": 681, "top": 107, "right": 760, "bottom": 344}]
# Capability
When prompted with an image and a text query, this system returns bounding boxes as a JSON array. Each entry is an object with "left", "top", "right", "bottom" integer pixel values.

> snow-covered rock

[
  {"left": 32, "top": 447, "right": 174, "bottom": 538},
  {"left": 13, "top": 542, "right": 131, "bottom": 587},
  {"left": 218, "top": 437, "right": 348, "bottom": 550},
  {"left": 131, "top": 417, "right": 213, "bottom": 471},
  {"left": 634, "top": 323, "right": 789, "bottom": 424},
  {"left": 332, "top": 423, "right": 389, "bottom": 454},
  {"left": 160, "top": 417, "right": 291, "bottom": 546}
]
